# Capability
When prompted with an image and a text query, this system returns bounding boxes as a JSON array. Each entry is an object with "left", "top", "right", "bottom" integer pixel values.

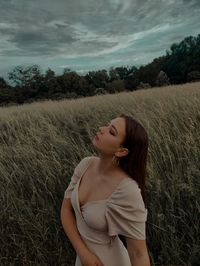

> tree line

[{"left": 0, "top": 34, "right": 200, "bottom": 107}]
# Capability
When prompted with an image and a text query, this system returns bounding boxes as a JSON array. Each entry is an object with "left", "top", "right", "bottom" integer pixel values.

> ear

[{"left": 116, "top": 148, "right": 129, "bottom": 157}]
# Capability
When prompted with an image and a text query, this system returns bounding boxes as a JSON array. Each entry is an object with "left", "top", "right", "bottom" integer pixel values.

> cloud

[
  {"left": 0, "top": 0, "right": 199, "bottom": 79},
  {"left": 57, "top": 23, "right": 172, "bottom": 59}
]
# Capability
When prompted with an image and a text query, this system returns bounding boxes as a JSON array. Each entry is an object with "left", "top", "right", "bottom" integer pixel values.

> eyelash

[{"left": 106, "top": 123, "right": 115, "bottom": 135}]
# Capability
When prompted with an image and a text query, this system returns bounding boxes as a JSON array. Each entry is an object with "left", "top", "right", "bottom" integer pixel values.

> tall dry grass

[{"left": 0, "top": 82, "right": 199, "bottom": 265}]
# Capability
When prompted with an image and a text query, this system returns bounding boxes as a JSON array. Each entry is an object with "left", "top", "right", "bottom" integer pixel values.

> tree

[
  {"left": 45, "top": 68, "right": 55, "bottom": 80},
  {"left": 115, "top": 66, "right": 131, "bottom": 80},
  {"left": 163, "top": 34, "right": 200, "bottom": 83},
  {"left": 0, "top": 77, "right": 8, "bottom": 88},
  {"left": 57, "top": 71, "right": 81, "bottom": 94},
  {"left": 136, "top": 82, "right": 151, "bottom": 90},
  {"left": 106, "top": 79, "right": 125, "bottom": 93},
  {"left": 8, "top": 65, "right": 42, "bottom": 87},
  {"left": 155, "top": 71, "right": 170, "bottom": 86},
  {"left": 109, "top": 66, "right": 137, "bottom": 82},
  {"left": 109, "top": 67, "right": 120, "bottom": 82},
  {"left": 187, "top": 71, "right": 200, "bottom": 82},
  {"left": 85, "top": 70, "right": 109, "bottom": 88},
  {"left": 94, "top": 88, "right": 107, "bottom": 95},
  {"left": 42, "top": 68, "right": 58, "bottom": 95}
]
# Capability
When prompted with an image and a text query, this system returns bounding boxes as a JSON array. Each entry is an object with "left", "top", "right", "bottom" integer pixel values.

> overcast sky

[{"left": 0, "top": 0, "right": 200, "bottom": 81}]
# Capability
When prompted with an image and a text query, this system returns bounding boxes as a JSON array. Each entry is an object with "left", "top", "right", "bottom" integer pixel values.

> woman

[{"left": 60, "top": 114, "right": 151, "bottom": 266}]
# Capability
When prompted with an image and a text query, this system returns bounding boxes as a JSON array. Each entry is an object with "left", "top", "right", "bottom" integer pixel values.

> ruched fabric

[
  {"left": 104, "top": 180, "right": 147, "bottom": 240},
  {"left": 64, "top": 156, "right": 91, "bottom": 198}
]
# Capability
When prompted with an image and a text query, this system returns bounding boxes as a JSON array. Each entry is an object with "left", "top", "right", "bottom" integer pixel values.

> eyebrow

[{"left": 109, "top": 120, "right": 118, "bottom": 135}]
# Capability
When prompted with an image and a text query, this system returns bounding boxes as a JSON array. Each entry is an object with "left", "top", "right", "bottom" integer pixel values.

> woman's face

[{"left": 92, "top": 117, "right": 127, "bottom": 156}]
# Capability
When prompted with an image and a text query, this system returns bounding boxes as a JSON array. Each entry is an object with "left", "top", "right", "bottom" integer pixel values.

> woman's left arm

[{"left": 126, "top": 238, "right": 151, "bottom": 266}]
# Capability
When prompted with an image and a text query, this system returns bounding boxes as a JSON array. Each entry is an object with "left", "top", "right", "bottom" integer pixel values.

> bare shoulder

[
  {"left": 91, "top": 155, "right": 99, "bottom": 161},
  {"left": 90, "top": 155, "right": 99, "bottom": 166}
]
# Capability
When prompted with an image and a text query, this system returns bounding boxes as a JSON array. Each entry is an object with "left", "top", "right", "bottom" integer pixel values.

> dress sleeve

[
  {"left": 105, "top": 179, "right": 148, "bottom": 240},
  {"left": 64, "top": 156, "right": 92, "bottom": 198}
]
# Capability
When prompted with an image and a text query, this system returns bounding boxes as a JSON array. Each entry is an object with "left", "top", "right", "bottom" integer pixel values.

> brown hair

[{"left": 118, "top": 114, "right": 149, "bottom": 207}]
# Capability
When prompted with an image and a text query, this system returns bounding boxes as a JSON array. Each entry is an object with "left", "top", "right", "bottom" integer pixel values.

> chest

[{"left": 78, "top": 168, "right": 123, "bottom": 208}]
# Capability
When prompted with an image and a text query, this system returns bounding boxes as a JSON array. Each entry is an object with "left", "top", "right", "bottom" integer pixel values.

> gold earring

[{"left": 112, "top": 155, "right": 119, "bottom": 166}]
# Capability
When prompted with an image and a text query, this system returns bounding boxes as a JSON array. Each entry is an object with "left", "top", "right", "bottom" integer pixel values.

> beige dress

[{"left": 64, "top": 156, "right": 148, "bottom": 266}]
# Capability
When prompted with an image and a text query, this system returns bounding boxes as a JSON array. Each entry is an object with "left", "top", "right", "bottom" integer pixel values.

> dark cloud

[{"left": 8, "top": 28, "right": 75, "bottom": 55}]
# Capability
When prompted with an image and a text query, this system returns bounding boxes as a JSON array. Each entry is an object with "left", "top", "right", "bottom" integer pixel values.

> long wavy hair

[{"left": 117, "top": 114, "right": 149, "bottom": 207}]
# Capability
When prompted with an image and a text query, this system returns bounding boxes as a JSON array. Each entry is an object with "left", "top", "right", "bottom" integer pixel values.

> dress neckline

[{"left": 76, "top": 156, "right": 130, "bottom": 210}]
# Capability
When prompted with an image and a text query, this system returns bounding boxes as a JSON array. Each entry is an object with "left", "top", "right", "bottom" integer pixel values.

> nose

[{"left": 98, "top": 126, "right": 105, "bottom": 134}]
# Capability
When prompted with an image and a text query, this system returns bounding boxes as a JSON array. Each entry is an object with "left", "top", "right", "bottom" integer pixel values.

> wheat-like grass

[{"left": 0, "top": 82, "right": 199, "bottom": 265}]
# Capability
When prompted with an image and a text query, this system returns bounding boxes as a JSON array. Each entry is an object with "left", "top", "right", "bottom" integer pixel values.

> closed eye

[{"left": 106, "top": 123, "right": 115, "bottom": 135}]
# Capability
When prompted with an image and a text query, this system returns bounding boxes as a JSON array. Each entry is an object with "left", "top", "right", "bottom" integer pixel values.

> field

[{"left": 0, "top": 82, "right": 199, "bottom": 265}]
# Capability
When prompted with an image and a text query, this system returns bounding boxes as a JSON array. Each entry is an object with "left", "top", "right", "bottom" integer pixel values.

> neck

[{"left": 96, "top": 154, "right": 119, "bottom": 176}]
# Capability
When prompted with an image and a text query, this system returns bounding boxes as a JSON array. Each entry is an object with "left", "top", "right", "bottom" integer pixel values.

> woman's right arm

[
  {"left": 60, "top": 198, "right": 90, "bottom": 257},
  {"left": 60, "top": 156, "right": 104, "bottom": 265},
  {"left": 60, "top": 198, "right": 104, "bottom": 266}
]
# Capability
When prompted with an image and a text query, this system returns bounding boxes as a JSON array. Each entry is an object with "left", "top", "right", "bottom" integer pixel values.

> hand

[{"left": 79, "top": 249, "right": 104, "bottom": 266}]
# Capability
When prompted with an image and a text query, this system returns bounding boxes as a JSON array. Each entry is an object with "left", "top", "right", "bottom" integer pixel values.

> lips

[{"left": 95, "top": 133, "right": 100, "bottom": 140}]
